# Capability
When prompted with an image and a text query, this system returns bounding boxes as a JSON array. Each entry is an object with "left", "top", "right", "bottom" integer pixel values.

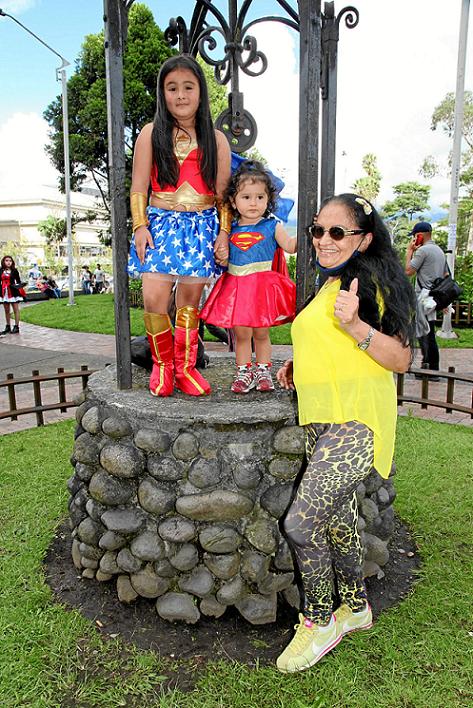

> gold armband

[
  {"left": 130, "top": 192, "right": 149, "bottom": 232},
  {"left": 217, "top": 201, "right": 233, "bottom": 234}
]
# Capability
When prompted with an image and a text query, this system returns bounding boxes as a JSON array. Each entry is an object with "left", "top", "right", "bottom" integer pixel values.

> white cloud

[
  {"left": 239, "top": 23, "right": 299, "bottom": 202},
  {"left": 1, "top": 0, "right": 468, "bottom": 214},
  {"left": 0, "top": 112, "right": 59, "bottom": 196},
  {"left": 0, "top": 0, "right": 37, "bottom": 13},
  {"left": 231, "top": 0, "right": 470, "bottom": 210}
]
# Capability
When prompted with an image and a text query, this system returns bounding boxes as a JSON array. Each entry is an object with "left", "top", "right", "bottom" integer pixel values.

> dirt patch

[{"left": 44, "top": 516, "right": 420, "bottom": 685}]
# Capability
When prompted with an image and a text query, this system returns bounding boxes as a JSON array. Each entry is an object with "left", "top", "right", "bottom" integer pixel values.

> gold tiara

[{"left": 355, "top": 197, "right": 372, "bottom": 215}]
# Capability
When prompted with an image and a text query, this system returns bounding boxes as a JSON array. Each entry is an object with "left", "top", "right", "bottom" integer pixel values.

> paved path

[{"left": 1, "top": 310, "right": 472, "bottom": 434}]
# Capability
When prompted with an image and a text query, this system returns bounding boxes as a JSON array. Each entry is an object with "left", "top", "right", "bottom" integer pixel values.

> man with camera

[{"left": 405, "top": 221, "right": 446, "bottom": 379}]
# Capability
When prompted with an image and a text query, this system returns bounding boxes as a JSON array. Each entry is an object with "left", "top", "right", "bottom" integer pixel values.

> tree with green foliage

[
  {"left": 37, "top": 212, "right": 99, "bottom": 255},
  {"left": 420, "top": 91, "right": 473, "bottom": 253},
  {"left": 382, "top": 181, "right": 431, "bottom": 220},
  {"left": 352, "top": 153, "right": 381, "bottom": 202},
  {"left": 381, "top": 182, "right": 431, "bottom": 255},
  {"left": 43, "top": 4, "right": 174, "bottom": 213},
  {"left": 198, "top": 57, "right": 228, "bottom": 122},
  {"left": 43, "top": 4, "right": 228, "bottom": 220}
]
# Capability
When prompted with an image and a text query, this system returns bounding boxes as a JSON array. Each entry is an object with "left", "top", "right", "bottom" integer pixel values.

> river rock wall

[{"left": 68, "top": 359, "right": 396, "bottom": 624}]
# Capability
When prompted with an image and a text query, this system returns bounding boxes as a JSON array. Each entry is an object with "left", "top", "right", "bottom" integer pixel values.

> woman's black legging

[{"left": 283, "top": 420, "right": 374, "bottom": 624}]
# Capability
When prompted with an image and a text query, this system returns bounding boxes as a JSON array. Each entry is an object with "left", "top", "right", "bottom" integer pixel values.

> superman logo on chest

[{"left": 230, "top": 232, "right": 265, "bottom": 251}]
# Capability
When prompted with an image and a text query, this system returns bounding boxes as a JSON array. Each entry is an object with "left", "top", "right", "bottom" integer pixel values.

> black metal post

[
  {"left": 296, "top": 0, "right": 321, "bottom": 311},
  {"left": 104, "top": 0, "right": 132, "bottom": 389},
  {"left": 320, "top": 3, "right": 359, "bottom": 203},
  {"left": 320, "top": 1, "right": 337, "bottom": 203}
]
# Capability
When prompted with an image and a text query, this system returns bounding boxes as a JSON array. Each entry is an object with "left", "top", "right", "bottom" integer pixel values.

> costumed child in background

[
  {"left": 200, "top": 160, "right": 297, "bottom": 393},
  {"left": 127, "top": 54, "right": 231, "bottom": 397},
  {"left": 0, "top": 255, "right": 26, "bottom": 335}
]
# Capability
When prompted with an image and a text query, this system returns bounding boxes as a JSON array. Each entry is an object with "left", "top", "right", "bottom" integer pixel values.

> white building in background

[{"left": 0, "top": 185, "right": 110, "bottom": 271}]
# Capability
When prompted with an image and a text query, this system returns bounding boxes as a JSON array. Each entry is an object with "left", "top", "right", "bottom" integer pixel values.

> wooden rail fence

[
  {"left": 435, "top": 301, "right": 473, "bottom": 327},
  {"left": 0, "top": 364, "right": 471, "bottom": 429},
  {"left": 398, "top": 366, "right": 473, "bottom": 418},
  {"left": 0, "top": 366, "right": 96, "bottom": 427}
]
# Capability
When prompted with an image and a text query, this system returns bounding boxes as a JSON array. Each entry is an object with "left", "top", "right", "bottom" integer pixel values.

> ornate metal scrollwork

[
  {"left": 321, "top": 4, "right": 359, "bottom": 100},
  {"left": 165, "top": 2, "right": 358, "bottom": 153},
  {"left": 164, "top": 1, "right": 301, "bottom": 152},
  {"left": 336, "top": 5, "right": 359, "bottom": 30}
]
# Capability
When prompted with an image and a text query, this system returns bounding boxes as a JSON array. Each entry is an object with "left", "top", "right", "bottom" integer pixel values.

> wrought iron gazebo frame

[{"left": 103, "top": 0, "right": 359, "bottom": 389}]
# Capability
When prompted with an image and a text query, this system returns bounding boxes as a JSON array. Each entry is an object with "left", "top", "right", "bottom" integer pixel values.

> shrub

[
  {"left": 287, "top": 254, "right": 296, "bottom": 282},
  {"left": 455, "top": 253, "right": 473, "bottom": 303}
]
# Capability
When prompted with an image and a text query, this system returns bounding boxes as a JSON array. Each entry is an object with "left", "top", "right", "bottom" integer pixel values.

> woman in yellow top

[{"left": 276, "top": 193, "right": 416, "bottom": 674}]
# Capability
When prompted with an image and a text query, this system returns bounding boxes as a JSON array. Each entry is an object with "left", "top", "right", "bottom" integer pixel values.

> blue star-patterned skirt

[{"left": 127, "top": 206, "right": 222, "bottom": 280}]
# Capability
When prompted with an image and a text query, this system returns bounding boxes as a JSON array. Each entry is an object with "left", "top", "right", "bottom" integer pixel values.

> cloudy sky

[{"left": 0, "top": 0, "right": 471, "bottom": 211}]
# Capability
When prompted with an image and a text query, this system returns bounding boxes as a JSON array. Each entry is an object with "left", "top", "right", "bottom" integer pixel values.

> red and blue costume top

[
  {"left": 150, "top": 139, "right": 215, "bottom": 210},
  {"left": 127, "top": 139, "right": 220, "bottom": 280},
  {"left": 200, "top": 217, "right": 296, "bottom": 328}
]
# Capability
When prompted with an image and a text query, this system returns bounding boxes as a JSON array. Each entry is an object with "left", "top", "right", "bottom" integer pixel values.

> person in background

[
  {"left": 37, "top": 275, "right": 60, "bottom": 299},
  {"left": 93, "top": 263, "right": 106, "bottom": 293},
  {"left": 0, "top": 255, "right": 25, "bottom": 335},
  {"left": 28, "top": 263, "right": 42, "bottom": 290},
  {"left": 405, "top": 221, "right": 445, "bottom": 380},
  {"left": 276, "top": 193, "right": 416, "bottom": 674},
  {"left": 81, "top": 266, "right": 92, "bottom": 295}
]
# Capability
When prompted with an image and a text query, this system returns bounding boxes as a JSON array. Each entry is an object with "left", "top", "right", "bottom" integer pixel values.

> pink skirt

[{"left": 201, "top": 271, "right": 296, "bottom": 328}]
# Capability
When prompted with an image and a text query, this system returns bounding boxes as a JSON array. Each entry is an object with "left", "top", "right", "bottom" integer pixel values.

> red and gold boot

[
  {"left": 143, "top": 312, "right": 174, "bottom": 397},
  {"left": 174, "top": 306, "right": 211, "bottom": 396}
]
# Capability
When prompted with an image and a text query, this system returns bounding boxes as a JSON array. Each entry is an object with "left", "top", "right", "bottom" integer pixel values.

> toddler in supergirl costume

[
  {"left": 200, "top": 161, "right": 297, "bottom": 393},
  {"left": 127, "top": 55, "right": 231, "bottom": 397}
]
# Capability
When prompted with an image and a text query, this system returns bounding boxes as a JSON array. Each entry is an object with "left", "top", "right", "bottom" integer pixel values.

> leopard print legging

[{"left": 283, "top": 420, "right": 374, "bottom": 624}]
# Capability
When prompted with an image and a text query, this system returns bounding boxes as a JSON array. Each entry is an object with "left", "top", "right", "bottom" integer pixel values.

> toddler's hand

[{"left": 214, "top": 231, "right": 229, "bottom": 266}]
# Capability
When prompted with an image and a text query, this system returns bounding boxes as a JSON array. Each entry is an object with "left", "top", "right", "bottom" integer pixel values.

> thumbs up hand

[{"left": 334, "top": 277, "right": 360, "bottom": 329}]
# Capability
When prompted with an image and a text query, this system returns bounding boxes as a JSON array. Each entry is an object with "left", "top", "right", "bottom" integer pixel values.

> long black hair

[
  {"left": 1, "top": 255, "right": 16, "bottom": 270},
  {"left": 151, "top": 55, "right": 217, "bottom": 191},
  {"left": 316, "top": 193, "right": 416, "bottom": 347},
  {"left": 224, "top": 160, "right": 277, "bottom": 217}
]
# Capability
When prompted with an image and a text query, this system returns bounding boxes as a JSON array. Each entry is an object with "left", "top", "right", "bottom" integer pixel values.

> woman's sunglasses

[{"left": 308, "top": 224, "right": 366, "bottom": 241}]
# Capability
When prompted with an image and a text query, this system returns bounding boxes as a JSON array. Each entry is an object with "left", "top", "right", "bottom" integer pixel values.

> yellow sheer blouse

[{"left": 291, "top": 279, "right": 397, "bottom": 479}]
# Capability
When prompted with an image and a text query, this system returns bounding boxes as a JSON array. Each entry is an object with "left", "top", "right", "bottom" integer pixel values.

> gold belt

[
  {"left": 228, "top": 261, "right": 273, "bottom": 276},
  {"left": 151, "top": 192, "right": 215, "bottom": 212}
]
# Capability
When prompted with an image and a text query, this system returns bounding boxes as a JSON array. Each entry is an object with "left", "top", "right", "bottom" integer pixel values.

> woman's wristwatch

[{"left": 357, "top": 326, "right": 375, "bottom": 351}]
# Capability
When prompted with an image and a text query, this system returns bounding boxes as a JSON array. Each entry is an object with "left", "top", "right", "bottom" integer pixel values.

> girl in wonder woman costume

[
  {"left": 200, "top": 161, "right": 297, "bottom": 393},
  {"left": 127, "top": 55, "right": 231, "bottom": 397}
]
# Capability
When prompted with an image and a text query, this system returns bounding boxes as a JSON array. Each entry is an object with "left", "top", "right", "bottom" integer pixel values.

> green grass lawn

[
  {"left": 20, "top": 294, "right": 473, "bottom": 347},
  {"left": 0, "top": 417, "right": 472, "bottom": 707}
]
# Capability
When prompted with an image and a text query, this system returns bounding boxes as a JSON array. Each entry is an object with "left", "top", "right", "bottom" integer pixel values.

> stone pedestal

[{"left": 68, "top": 357, "right": 396, "bottom": 624}]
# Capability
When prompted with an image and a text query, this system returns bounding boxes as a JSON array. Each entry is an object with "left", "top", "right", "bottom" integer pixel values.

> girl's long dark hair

[
  {"left": 317, "top": 193, "right": 416, "bottom": 347},
  {"left": 1, "top": 255, "right": 16, "bottom": 270},
  {"left": 152, "top": 55, "right": 217, "bottom": 191}
]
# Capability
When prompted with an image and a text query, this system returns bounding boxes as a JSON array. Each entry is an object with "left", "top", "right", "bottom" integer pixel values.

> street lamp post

[
  {"left": 0, "top": 8, "right": 75, "bottom": 305},
  {"left": 438, "top": 0, "right": 470, "bottom": 339}
]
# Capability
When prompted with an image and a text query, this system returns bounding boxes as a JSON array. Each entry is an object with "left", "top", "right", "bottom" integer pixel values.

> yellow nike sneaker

[
  {"left": 334, "top": 603, "right": 373, "bottom": 639},
  {"left": 276, "top": 613, "right": 341, "bottom": 673}
]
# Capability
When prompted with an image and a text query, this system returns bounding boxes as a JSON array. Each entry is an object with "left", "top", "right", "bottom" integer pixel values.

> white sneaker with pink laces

[
  {"left": 231, "top": 364, "right": 256, "bottom": 394},
  {"left": 254, "top": 362, "right": 275, "bottom": 392}
]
